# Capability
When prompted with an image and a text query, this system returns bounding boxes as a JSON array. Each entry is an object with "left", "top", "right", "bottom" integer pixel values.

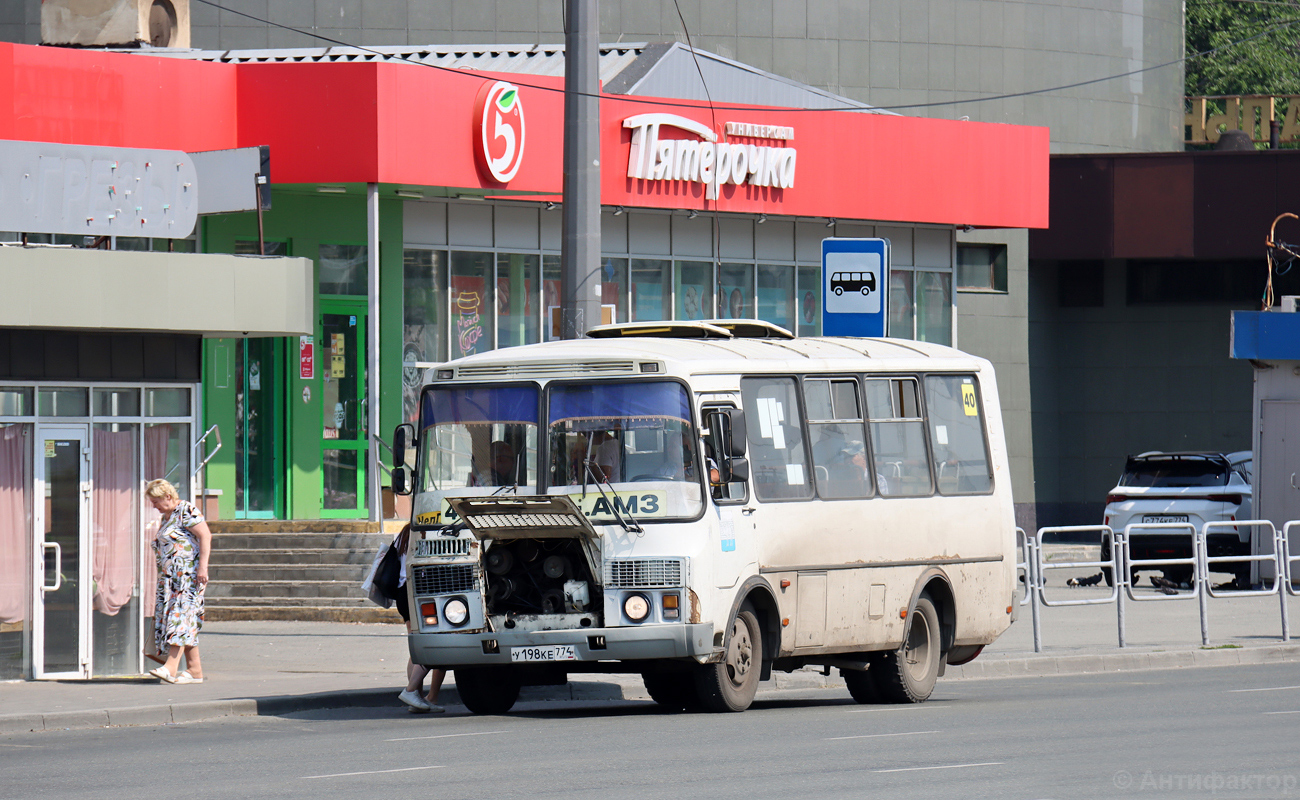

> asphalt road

[{"left": 3, "top": 663, "right": 1299, "bottom": 800}]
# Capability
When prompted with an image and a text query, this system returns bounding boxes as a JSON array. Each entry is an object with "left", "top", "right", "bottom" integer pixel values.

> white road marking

[
  {"left": 1263, "top": 710, "right": 1300, "bottom": 715},
  {"left": 873, "top": 762, "right": 1002, "bottom": 774},
  {"left": 302, "top": 766, "right": 445, "bottom": 780},
  {"left": 826, "top": 730, "right": 940, "bottom": 741},
  {"left": 1229, "top": 685, "right": 1300, "bottom": 693},
  {"left": 386, "top": 730, "right": 507, "bottom": 742}
]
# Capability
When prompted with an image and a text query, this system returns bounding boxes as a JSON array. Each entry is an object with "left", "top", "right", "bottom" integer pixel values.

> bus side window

[
  {"left": 863, "top": 377, "right": 933, "bottom": 497},
  {"left": 804, "top": 378, "right": 872, "bottom": 499},
  {"left": 740, "top": 376, "right": 813, "bottom": 501},
  {"left": 924, "top": 374, "right": 993, "bottom": 494}
]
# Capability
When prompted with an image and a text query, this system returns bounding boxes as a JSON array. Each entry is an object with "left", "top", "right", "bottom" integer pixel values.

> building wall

[
  {"left": 956, "top": 228, "right": 1034, "bottom": 530},
  {"left": 1027, "top": 258, "right": 1254, "bottom": 529},
  {"left": 151, "top": 0, "right": 1184, "bottom": 154},
  {"left": 0, "top": 0, "right": 38, "bottom": 47},
  {"left": 201, "top": 191, "right": 404, "bottom": 520}
]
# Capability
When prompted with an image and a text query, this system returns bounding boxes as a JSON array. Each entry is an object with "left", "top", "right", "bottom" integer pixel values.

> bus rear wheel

[
  {"left": 874, "top": 594, "right": 941, "bottom": 703},
  {"left": 843, "top": 657, "right": 883, "bottom": 704},
  {"left": 455, "top": 667, "right": 521, "bottom": 715},
  {"left": 694, "top": 607, "right": 761, "bottom": 712}
]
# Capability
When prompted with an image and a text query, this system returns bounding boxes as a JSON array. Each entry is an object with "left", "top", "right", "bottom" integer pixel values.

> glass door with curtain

[
  {"left": 91, "top": 420, "right": 140, "bottom": 677},
  {"left": 34, "top": 425, "right": 89, "bottom": 679},
  {"left": 320, "top": 301, "right": 368, "bottom": 517}
]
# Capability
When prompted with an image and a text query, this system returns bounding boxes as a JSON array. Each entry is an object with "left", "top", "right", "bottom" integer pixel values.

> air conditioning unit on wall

[{"left": 43, "top": 0, "right": 190, "bottom": 49}]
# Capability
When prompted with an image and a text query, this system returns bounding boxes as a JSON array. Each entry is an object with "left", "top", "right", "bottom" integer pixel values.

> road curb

[{"left": 6, "top": 643, "right": 1300, "bottom": 733}]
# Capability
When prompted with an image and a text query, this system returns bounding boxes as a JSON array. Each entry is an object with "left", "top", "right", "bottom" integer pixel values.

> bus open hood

[{"left": 444, "top": 495, "right": 600, "bottom": 542}]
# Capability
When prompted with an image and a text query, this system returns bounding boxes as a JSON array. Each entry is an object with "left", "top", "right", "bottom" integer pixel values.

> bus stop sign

[{"left": 822, "top": 237, "right": 890, "bottom": 337}]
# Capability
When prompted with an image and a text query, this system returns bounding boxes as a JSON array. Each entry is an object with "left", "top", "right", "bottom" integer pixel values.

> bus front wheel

[
  {"left": 643, "top": 670, "right": 695, "bottom": 711},
  {"left": 455, "top": 667, "right": 521, "bottom": 715},
  {"left": 873, "top": 594, "right": 941, "bottom": 703},
  {"left": 695, "top": 606, "right": 761, "bottom": 712}
]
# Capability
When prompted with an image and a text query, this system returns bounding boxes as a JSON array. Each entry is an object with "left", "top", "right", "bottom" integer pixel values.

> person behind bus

[
  {"left": 472, "top": 440, "right": 516, "bottom": 486},
  {"left": 590, "top": 428, "right": 622, "bottom": 482}
]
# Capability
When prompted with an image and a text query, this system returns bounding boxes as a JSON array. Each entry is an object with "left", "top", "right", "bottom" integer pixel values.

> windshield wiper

[{"left": 584, "top": 459, "right": 644, "bottom": 535}]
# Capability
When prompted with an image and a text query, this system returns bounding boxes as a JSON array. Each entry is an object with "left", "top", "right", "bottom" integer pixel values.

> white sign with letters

[
  {"left": 0, "top": 139, "right": 199, "bottom": 239},
  {"left": 624, "top": 114, "right": 797, "bottom": 200}
]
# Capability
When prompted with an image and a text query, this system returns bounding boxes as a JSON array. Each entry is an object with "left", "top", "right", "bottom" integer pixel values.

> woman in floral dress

[{"left": 145, "top": 479, "right": 212, "bottom": 684}]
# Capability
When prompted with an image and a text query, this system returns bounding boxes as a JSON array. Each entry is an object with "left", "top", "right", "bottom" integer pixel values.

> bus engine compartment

[{"left": 482, "top": 536, "right": 602, "bottom": 629}]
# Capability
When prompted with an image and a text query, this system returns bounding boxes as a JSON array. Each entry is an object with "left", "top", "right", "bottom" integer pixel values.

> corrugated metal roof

[
  {"left": 149, "top": 43, "right": 646, "bottom": 84},
  {"left": 141, "top": 41, "right": 887, "bottom": 113}
]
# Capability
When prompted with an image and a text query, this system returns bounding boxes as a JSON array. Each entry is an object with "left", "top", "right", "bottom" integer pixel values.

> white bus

[{"left": 390, "top": 320, "right": 1018, "bottom": 714}]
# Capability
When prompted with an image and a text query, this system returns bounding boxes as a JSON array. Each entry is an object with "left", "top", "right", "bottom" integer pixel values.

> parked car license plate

[
  {"left": 511, "top": 645, "right": 577, "bottom": 663},
  {"left": 1141, "top": 514, "right": 1189, "bottom": 523}
]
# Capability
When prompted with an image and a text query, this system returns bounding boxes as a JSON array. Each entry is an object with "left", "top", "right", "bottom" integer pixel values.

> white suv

[{"left": 1101, "top": 451, "right": 1253, "bottom": 587}]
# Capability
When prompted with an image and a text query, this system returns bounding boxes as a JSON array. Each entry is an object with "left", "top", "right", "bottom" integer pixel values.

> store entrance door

[
  {"left": 236, "top": 338, "right": 283, "bottom": 519},
  {"left": 320, "top": 302, "right": 369, "bottom": 517},
  {"left": 34, "top": 426, "right": 89, "bottom": 679}
]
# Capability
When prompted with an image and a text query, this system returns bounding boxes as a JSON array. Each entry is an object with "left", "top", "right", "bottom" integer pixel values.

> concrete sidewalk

[{"left": 3, "top": 583, "right": 1298, "bottom": 734}]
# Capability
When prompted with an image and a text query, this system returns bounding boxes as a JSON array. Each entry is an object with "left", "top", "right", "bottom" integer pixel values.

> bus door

[{"left": 701, "top": 397, "right": 754, "bottom": 590}]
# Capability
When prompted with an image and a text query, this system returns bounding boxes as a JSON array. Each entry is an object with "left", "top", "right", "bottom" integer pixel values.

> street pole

[{"left": 560, "top": 0, "right": 602, "bottom": 339}]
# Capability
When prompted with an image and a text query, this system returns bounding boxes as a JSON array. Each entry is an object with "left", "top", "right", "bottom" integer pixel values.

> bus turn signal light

[{"left": 420, "top": 602, "right": 438, "bottom": 626}]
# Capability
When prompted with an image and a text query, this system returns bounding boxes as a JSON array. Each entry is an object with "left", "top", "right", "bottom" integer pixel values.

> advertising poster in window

[
  {"left": 633, "top": 280, "right": 664, "bottom": 321},
  {"left": 451, "top": 277, "right": 489, "bottom": 359},
  {"left": 718, "top": 282, "right": 750, "bottom": 318},
  {"left": 798, "top": 265, "right": 821, "bottom": 337}
]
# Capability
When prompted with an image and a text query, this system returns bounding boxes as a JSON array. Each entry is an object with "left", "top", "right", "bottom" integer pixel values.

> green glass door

[
  {"left": 320, "top": 304, "right": 368, "bottom": 517},
  {"left": 236, "top": 338, "right": 283, "bottom": 519}
]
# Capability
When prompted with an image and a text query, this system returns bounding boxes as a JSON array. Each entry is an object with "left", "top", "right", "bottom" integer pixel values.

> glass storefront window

[
  {"left": 235, "top": 240, "right": 287, "bottom": 256},
  {"left": 451, "top": 251, "right": 494, "bottom": 358},
  {"left": 324, "top": 449, "right": 365, "bottom": 510},
  {"left": 93, "top": 389, "right": 140, "bottom": 417},
  {"left": 497, "top": 253, "right": 540, "bottom": 348},
  {"left": 145, "top": 388, "right": 190, "bottom": 417},
  {"left": 38, "top": 388, "right": 88, "bottom": 417},
  {"left": 601, "top": 257, "right": 629, "bottom": 324},
  {"left": 543, "top": 255, "right": 561, "bottom": 340},
  {"left": 797, "top": 265, "right": 822, "bottom": 337},
  {"left": 719, "top": 263, "right": 754, "bottom": 319},
  {"left": 630, "top": 259, "right": 670, "bottom": 321},
  {"left": 916, "top": 271, "right": 953, "bottom": 345},
  {"left": 757, "top": 263, "right": 795, "bottom": 331},
  {"left": 404, "top": 249, "right": 448, "bottom": 421},
  {"left": 319, "top": 243, "right": 368, "bottom": 296},
  {"left": 889, "top": 270, "right": 915, "bottom": 339},
  {"left": 144, "top": 422, "right": 191, "bottom": 499},
  {"left": 0, "top": 388, "right": 33, "bottom": 416},
  {"left": 675, "top": 261, "right": 713, "bottom": 321}
]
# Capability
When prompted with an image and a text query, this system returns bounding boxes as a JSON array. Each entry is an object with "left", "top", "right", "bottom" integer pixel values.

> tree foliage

[{"left": 1186, "top": 0, "right": 1300, "bottom": 96}]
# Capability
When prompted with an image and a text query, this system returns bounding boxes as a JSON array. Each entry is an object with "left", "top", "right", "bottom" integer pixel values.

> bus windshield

[
  {"left": 547, "top": 380, "right": 705, "bottom": 514},
  {"left": 419, "top": 385, "right": 538, "bottom": 491}
]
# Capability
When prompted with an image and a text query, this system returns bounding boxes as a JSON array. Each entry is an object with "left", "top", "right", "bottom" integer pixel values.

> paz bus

[{"left": 389, "top": 320, "right": 1019, "bottom": 714}]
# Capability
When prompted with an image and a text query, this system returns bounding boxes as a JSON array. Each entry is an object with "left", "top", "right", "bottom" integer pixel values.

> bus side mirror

[
  {"left": 392, "top": 423, "right": 415, "bottom": 497},
  {"left": 392, "top": 466, "right": 412, "bottom": 496},
  {"left": 727, "top": 456, "right": 749, "bottom": 484},
  {"left": 393, "top": 423, "right": 413, "bottom": 465},
  {"left": 706, "top": 409, "right": 747, "bottom": 458}
]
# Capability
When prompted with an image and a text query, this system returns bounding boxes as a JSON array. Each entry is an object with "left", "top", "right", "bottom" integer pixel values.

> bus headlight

[
  {"left": 444, "top": 597, "right": 470, "bottom": 626},
  {"left": 623, "top": 593, "right": 651, "bottom": 623}
]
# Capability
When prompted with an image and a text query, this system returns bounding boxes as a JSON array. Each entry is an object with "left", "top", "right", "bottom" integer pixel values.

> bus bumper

[{"left": 408, "top": 622, "right": 715, "bottom": 667}]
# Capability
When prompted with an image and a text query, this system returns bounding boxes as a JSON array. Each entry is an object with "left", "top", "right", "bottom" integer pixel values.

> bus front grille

[
  {"left": 604, "top": 558, "right": 686, "bottom": 589},
  {"left": 413, "top": 537, "right": 472, "bottom": 558},
  {"left": 412, "top": 564, "right": 477, "bottom": 595}
]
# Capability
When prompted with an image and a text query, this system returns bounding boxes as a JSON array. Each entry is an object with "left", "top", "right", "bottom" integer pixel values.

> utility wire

[{"left": 189, "top": 0, "right": 1300, "bottom": 114}]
